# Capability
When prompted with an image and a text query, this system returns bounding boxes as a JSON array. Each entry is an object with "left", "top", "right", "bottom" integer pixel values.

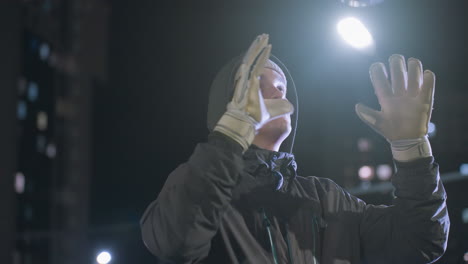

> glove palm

[{"left": 355, "top": 55, "right": 435, "bottom": 141}]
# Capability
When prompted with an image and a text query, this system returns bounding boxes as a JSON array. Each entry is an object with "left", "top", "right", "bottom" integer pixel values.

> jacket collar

[{"left": 243, "top": 144, "right": 297, "bottom": 191}]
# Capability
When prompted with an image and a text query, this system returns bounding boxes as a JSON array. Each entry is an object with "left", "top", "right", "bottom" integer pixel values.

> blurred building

[
  {"left": 0, "top": 3, "right": 22, "bottom": 264},
  {"left": 0, "top": 1, "right": 108, "bottom": 263}
]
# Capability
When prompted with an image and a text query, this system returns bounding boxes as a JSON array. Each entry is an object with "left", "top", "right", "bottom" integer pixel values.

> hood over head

[{"left": 207, "top": 54, "right": 299, "bottom": 154}]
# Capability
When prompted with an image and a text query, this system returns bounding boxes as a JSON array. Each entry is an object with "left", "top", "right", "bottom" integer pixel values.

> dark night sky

[{"left": 90, "top": 0, "right": 468, "bottom": 262}]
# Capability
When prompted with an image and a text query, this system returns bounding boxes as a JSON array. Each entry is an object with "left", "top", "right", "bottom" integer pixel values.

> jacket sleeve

[
  {"left": 317, "top": 156, "right": 449, "bottom": 263},
  {"left": 140, "top": 132, "right": 244, "bottom": 263},
  {"left": 359, "top": 157, "right": 450, "bottom": 263}
]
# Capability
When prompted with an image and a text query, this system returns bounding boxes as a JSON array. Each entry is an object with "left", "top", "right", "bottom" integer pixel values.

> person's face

[
  {"left": 259, "top": 68, "right": 287, "bottom": 100},
  {"left": 257, "top": 68, "right": 292, "bottom": 137}
]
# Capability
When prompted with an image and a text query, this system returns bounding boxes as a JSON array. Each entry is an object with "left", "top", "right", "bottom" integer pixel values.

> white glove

[
  {"left": 355, "top": 54, "right": 435, "bottom": 161},
  {"left": 214, "top": 34, "right": 294, "bottom": 151}
]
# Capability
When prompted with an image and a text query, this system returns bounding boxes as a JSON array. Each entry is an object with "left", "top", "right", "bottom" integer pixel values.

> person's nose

[
  {"left": 263, "top": 83, "right": 285, "bottom": 99},
  {"left": 271, "top": 85, "right": 285, "bottom": 99}
]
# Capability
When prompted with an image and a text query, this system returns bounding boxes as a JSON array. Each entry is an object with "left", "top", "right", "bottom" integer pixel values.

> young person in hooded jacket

[{"left": 140, "top": 34, "right": 450, "bottom": 264}]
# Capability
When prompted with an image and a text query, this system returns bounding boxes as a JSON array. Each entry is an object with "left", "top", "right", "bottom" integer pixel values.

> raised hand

[
  {"left": 355, "top": 54, "right": 435, "bottom": 142},
  {"left": 215, "top": 34, "right": 294, "bottom": 151}
]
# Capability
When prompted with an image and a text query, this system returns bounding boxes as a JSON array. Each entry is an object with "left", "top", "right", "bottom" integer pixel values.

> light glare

[
  {"left": 39, "top": 43, "right": 50, "bottom": 61},
  {"left": 37, "top": 111, "right": 48, "bottom": 131},
  {"left": 337, "top": 17, "right": 373, "bottom": 48},
  {"left": 460, "top": 164, "right": 468, "bottom": 176},
  {"left": 341, "top": 0, "right": 385, "bottom": 8},
  {"left": 17, "top": 101, "right": 27, "bottom": 120},
  {"left": 357, "top": 138, "right": 372, "bottom": 152},
  {"left": 428, "top": 122, "right": 436, "bottom": 137},
  {"left": 97, "top": 251, "right": 112, "bottom": 264},
  {"left": 15, "top": 172, "right": 25, "bottom": 194},
  {"left": 46, "top": 143, "right": 57, "bottom": 158},
  {"left": 358, "top": 165, "right": 374, "bottom": 181},
  {"left": 27, "top": 81, "right": 39, "bottom": 101},
  {"left": 376, "top": 164, "right": 392, "bottom": 181},
  {"left": 462, "top": 208, "right": 468, "bottom": 224},
  {"left": 428, "top": 122, "right": 436, "bottom": 133}
]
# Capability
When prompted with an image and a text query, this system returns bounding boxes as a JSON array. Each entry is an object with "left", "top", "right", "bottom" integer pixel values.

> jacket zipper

[{"left": 262, "top": 208, "right": 279, "bottom": 264}]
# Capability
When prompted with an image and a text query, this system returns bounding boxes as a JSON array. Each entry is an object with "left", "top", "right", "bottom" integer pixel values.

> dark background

[
  {"left": 2, "top": 0, "right": 467, "bottom": 263},
  {"left": 99, "top": 0, "right": 468, "bottom": 218}
]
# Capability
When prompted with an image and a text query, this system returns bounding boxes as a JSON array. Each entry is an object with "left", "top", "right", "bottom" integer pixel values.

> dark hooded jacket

[{"left": 140, "top": 55, "right": 450, "bottom": 264}]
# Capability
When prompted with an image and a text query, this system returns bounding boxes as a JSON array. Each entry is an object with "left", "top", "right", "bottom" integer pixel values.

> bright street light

[
  {"left": 97, "top": 251, "right": 112, "bottom": 264},
  {"left": 337, "top": 17, "right": 373, "bottom": 49}
]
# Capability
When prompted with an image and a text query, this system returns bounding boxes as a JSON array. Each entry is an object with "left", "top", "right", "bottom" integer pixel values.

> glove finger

[
  {"left": 389, "top": 54, "right": 408, "bottom": 96},
  {"left": 421, "top": 70, "right": 435, "bottom": 119},
  {"left": 369, "top": 62, "right": 392, "bottom": 102},
  {"left": 252, "top": 44, "right": 272, "bottom": 78},
  {"left": 232, "top": 64, "right": 249, "bottom": 105},
  {"left": 244, "top": 34, "right": 269, "bottom": 66},
  {"left": 233, "top": 34, "right": 269, "bottom": 106},
  {"left": 245, "top": 44, "right": 272, "bottom": 122},
  {"left": 264, "top": 99, "right": 294, "bottom": 119},
  {"left": 355, "top": 103, "right": 382, "bottom": 132},
  {"left": 421, "top": 70, "right": 435, "bottom": 102},
  {"left": 246, "top": 77, "right": 263, "bottom": 122},
  {"left": 407, "top": 57, "right": 423, "bottom": 97}
]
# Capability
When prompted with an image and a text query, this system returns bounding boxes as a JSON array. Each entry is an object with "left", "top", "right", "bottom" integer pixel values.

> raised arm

[
  {"left": 360, "top": 156, "right": 449, "bottom": 263},
  {"left": 355, "top": 54, "right": 449, "bottom": 262},
  {"left": 314, "top": 156, "right": 448, "bottom": 263},
  {"left": 140, "top": 132, "right": 244, "bottom": 263},
  {"left": 140, "top": 34, "right": 293, "bottom": 263}
]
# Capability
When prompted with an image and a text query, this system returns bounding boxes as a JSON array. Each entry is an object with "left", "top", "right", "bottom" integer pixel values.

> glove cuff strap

[
  {"left": 214, "top": 112, "right": 256, "bottom": 151},
  {"left": 390, "top": 136, "right": 432, "bottom": 162}
]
